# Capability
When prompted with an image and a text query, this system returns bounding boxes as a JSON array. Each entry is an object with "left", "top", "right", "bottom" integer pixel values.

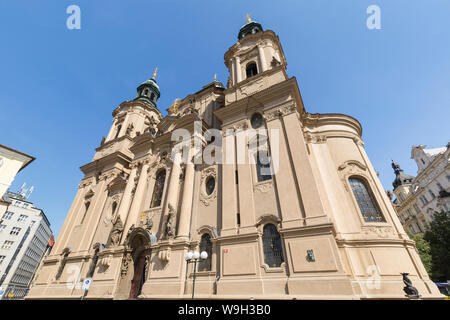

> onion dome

[
  {"left": 135, "top": 68, "right": 160, "bottom": 107},
  {"left": 238, "top": 14, "right": 263, "bottom": 40}
]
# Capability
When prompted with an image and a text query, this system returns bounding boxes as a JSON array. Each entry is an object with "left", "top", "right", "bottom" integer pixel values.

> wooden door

[{"left": 129, "top": 252, "right": 146, "bottom": 299}]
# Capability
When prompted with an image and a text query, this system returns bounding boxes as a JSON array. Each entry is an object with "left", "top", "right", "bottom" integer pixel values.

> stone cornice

[
  {"left": 80, "top": 151, "right": 132, "bottom": 175},
  {"left": 113, "top": 100, "right": 162, "bottom": 119},
  {"left": 215, "top": 76, "right": 303, "bottom": 124},
  {"left": 301, "top": 112, "right": 363, "bottom": 138}
]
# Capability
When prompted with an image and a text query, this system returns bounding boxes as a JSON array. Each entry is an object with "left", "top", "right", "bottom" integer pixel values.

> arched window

[
  {"left": 55, "top": 251, "right": 69, "bottom": 280},
  {"left": 262, "top": 224, "right": 284, "bottom": 267},
  {"left": 112, "top": 201, "right": 117, "bottom": 216},
  {"left": 81, "top": 201, "right": 90, "bottom": 224},
  {"left": 86, "top": 247, "right": 99, "bottom": 278},
  {"left": 349, "top": 177, "right": 385, "bottom": 222},
  {"left": 150, "top": 170, "right": 166, "bottom": 208},
  {"left": 198, "top": 234, "right": 213, "bottom": 272},
  {"left": 150, "top": 92, "right": 155, "bottom": 101},
  {"left": 115, "top": 125, "right": 122, "bottom": 139},
  {"left": 246, "top": 62, "right": 258, "bottom": 78}
]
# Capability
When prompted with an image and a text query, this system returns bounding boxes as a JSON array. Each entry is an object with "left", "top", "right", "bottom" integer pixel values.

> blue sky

[{"left": 1, "top": 1, "right": 449, "bottom": 236}]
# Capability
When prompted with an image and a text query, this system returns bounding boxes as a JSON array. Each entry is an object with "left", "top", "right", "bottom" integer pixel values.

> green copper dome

[
  {"left": 238, "top": 20, "right": 263, "bottom": 40},
  {"left": 135, "top": 77, "right": 160, "bottom": 107}
]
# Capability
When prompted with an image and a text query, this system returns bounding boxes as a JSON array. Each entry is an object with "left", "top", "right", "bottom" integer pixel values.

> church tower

[{"left": 28, "top": 17, "right": 442, "bottom": 300}]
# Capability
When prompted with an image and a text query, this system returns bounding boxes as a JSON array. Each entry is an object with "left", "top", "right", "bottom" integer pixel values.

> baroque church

[{"left": 27, "top": 18, "right": 442, "bottom": 299}]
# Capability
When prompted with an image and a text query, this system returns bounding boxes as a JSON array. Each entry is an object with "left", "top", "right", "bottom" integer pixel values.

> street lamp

[{"left": 185, "top": 250, "right": 208, "bottom": 299}]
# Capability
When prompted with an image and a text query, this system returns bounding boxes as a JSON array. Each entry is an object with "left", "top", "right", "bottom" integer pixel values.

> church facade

[{"left": 27, "top": 19, "right": 442, "bottom": 299}]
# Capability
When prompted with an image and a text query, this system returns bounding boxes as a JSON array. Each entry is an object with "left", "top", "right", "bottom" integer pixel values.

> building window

[
  {"left": 250, "top": 113, "right": 263, "bottom": 129},
  {"left": 429, "top": 190, "right": 436, "bottom": 199},
  {"left": 255, "top": 153, "right": 272, "bottom": 182},
  {"left": 413, "top": 204, "right": 421, "bottom": 214},
  {"left": 150, "top": 92, "right": 155, "bottom": 101},
  {"left": 447, "top": 175, "right": 450, "bottom": 183},
  {"left": 2, "top": 241, "right": 14, "bottom": 250},
  {"left": 205, "top": 177, "right": 215, "bottom": 195},
  {"left": 0, "top": 224, "right": 5, "bottom": 232},
  {"left": 436, "top": 183, "right": 444, "bottom": 191},
  {"left": 55, "top": 252, "right": 69, "bottom": 280},
  {"left": 10, "top": 227, "right": 21, "bottom": 235},
  {"left": 198, "top": 234, "right": 213, "bottom": 272},
  {"left": 262, "top": 224, "right": 284, "bottom": 267},
  {"left": 3, "top": 211, "right": 14, "bottom": 220},
  {"left": 112, "top": 201, "right": 118, "bottom": 216},
  {"left": 421, "top": 159, "right": 425, "bottom": 165},
  {"left": 349, "top": 177, "right": 385, "bottom": 222},
  {"left": 81, "top": 201, "right": 90, "bottom": 224},
  {"left": 0, "top": 255, "right": 5, "bottom": 265},
  {"left": 87, "top": 248, "right": 100, "bottom": 278},
  {"left": 246, "top": 62, "right": 258, "bottom": 78},
  {"left": 115, "top": 124, "right": 122, "bottom": 139},
  {"left": 150, "top": 170, "right": 166, "bottom": 208},
  {"left": 17, "top": 214, "right": 28, "bottom": 222}
]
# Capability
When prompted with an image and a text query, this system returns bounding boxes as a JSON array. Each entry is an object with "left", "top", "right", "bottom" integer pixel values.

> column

[
  {"left": 122, "top": 161, "right": 150, "bottom": 241},
  {"left": 282, "top": 110, "right": 328, "bottom": 225},
  {"left": 257, "top": 45, "right": 267, "bottom": 72},
  {"left": 235, "top": 56, "right": 242, "bottom": 83},
  {"left": 221, "top": 130, "right": 238, "bottom": 236},
  {"left": 265, "top": 113, "right": 304, "bottom": 228},
  {"left": 164, "top": 150, "right": 182, "bottom": 215},
  {"left": 116, "top": 165, "right": 138, "bottom": 224},
  {"left": 177, "top": 146, "right": 195, "bottom": 240}
]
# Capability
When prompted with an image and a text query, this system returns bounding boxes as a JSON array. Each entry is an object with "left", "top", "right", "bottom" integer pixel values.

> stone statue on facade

[
  {"left": 107, "top": 216, "right": 124, "bottom": 247},
  {"left": 126, "top": 123, "right": 134, "bottom": 136},
  {"left": 165, "top": 204, "right": 176, "bottom": 239},
  {"left": 401, "top": 273, "right": 420, "bottom": 298}
]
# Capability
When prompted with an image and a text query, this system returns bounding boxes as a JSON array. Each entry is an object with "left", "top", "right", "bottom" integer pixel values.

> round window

[
  {"left": 250, "top": 113, "right": 263, "bottom": 129},
  {"left": 205, "top": 177, "right": 215, "bottom": 195}
]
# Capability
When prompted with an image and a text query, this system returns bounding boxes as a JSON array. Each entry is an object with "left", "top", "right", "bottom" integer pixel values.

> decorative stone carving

[
  {"left": 126, "top": 123, "right": 134, "bottom": 136},
  {"left": 200, "top": 167, "right": 217, "bottom": 206},
  {"left": 158, "top": 247, "right": 171, "bottom": 262},
  {"left": 338, "top": 160, "right": 367, "bottom": 172},
  {"left": 264, "top": 102, "right": 297, "bottom": 122},
  {"left": 362, "top": 226, "right": 394, "bottom": 238},
  {"left": 107, "top": 216, "right": 124, "bottom": 247},
  {"left": 120, "top": 252, "right": 132, "bottom": 278},
  {"left": 304, "top": 132, "right": 327, "bottom": 144},
  {"left": 253, "top": 180, "right": 273, "bottom": 193}
]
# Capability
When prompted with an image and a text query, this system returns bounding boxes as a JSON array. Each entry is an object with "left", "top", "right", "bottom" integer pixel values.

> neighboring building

[
  {"left": 0, "top": 145, "right": 35, "bottom": 218},
  {"left": 28, "top": 18, "right": 441, "bottom": 299},
  {"left": 0, "top": 190, "right": 53, "bottom": 299},
  {"left": 391, "top": 143, "right": 450, "bottom": 235}
]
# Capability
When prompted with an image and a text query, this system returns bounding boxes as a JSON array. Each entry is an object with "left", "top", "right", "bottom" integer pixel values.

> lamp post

[{"left": 184, "top": 250, "right": 208, "bottom": 299}]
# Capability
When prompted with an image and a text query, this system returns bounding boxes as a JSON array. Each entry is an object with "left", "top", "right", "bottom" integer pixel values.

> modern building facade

[
  {"left": 0, "top": 144, "right": 35, "bottom": 217},
  {"left": 28, "top": 19, "right": 442, "bottom": 299},
  {"left": 391, "top": 143, "right": 450, "bottom": 235},
  {"left": 0, "top": 190, "right": 53, "bottom": 299}
]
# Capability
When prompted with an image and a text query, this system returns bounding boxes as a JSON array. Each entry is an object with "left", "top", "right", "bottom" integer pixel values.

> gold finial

[
  {"left": 246, "top": 13, "right": 251, "bottom": 23},
  {"left": 141, "top": 212, "right": 146, "bottom": 222},
  {"left": 152, "top": 67, "right": 158, "bottom": 79},
  {"left": 214, "top": 73, "right": 217, "bottom": 82}
]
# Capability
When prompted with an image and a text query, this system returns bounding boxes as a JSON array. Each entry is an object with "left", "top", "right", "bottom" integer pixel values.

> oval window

[
  {"left": 205, "top": 177, "right": 215, "bottom": 195},
  {"left": 251, "top": 113, "right": 263, "bottom": 129}
]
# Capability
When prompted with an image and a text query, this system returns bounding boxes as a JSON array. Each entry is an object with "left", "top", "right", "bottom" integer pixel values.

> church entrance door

[{"left": 129, "top": 251, "right": 146, "bottom": 299}]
